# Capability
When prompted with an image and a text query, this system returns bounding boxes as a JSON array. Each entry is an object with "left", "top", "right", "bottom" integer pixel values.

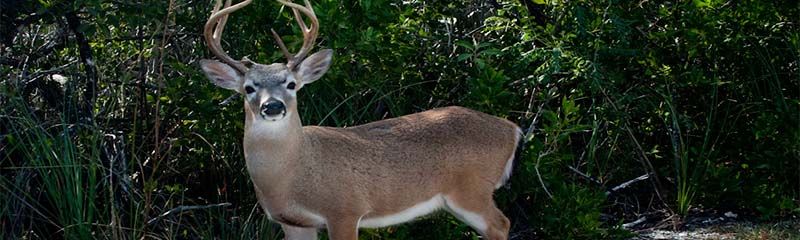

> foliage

[{"left": 1, "top": 0, "right": 798, "bottom": 239}]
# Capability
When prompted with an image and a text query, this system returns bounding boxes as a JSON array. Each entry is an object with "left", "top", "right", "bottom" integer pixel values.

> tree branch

[{"left": 65, "top": 11, "right": 98, "bottom": 123}]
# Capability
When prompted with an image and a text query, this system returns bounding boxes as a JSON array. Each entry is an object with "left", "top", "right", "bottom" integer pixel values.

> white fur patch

[
  {"left": 262, "top": 205, "right": 327, "bottom": 228},
  {"left": 296, "top": 206, "right": 327, "bottom": 227},
  {"left": 496, "top": 126, "right": 523, "bottom": 189},
  {"left": 358, "top": 194, "right": 445, "bottom": 228},
  {"left": 247, "top": 115, "right": 293, "bottom": 139},
  {"left": 443, "top": 196, "right": 488, "bottom": 234}
]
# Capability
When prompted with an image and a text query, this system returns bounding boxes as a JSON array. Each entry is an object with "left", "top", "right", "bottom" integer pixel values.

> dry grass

[{"left": 725, "top": 220, "right": 800, "bottom": 240}]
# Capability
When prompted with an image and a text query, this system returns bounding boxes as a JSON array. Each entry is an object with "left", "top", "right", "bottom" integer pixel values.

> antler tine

[
  {"left": 292, "top": 6, "right": 307, "bottom": 33},
  {"left": 275, "top": 0, "right": 319, "bottom": 69},
  {"left": 294, "top": 0, "right": 319, "bottom": 66},
  {"left": 213, "top": 0, "right": 227, "bottom": 38},
  {"left": 204, "top": 0, "right": 252, "bottom": 74},
  {"left": 271, "top": 28, "right": 293, "bottom": 61}
]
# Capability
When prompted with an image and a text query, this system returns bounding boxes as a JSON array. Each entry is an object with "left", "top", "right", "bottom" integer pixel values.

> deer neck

[{"left": 242, "top": 105, "right": 305, "bottom": 179}]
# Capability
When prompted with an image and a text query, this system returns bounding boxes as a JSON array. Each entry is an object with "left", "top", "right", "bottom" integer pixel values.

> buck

[{"left": 199, "top": 0, "right": 523, "bottom": 239}]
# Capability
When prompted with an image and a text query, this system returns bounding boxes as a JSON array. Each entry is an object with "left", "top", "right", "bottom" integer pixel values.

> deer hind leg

[{"left": 444, "top": 193, "right": 510, "bottom": 240}]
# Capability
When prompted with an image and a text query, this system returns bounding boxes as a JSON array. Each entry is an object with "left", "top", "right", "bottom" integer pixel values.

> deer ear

[
  {"left": 297, "top": 49, "right": 332, "bottom": 86},
  {"left": 200, "top": 59, "right": 243, "bottom": 91}
]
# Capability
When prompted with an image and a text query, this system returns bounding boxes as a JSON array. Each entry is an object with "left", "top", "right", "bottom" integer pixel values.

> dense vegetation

[{"left": 1, "top": 0, "right": 798, "bottom": 239}]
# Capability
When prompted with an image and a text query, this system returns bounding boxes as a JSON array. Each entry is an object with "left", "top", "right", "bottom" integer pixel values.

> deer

[{"left": 198, "top": 0, "right": 523, "bottom": 239}]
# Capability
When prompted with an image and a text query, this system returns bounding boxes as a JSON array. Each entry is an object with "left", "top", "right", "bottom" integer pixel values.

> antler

[
  {"left": 271, "top": 0, "right": 319, "bottom": 69},
  {"left": 204, "top": 0, "right": 252, "bottom": 74}
]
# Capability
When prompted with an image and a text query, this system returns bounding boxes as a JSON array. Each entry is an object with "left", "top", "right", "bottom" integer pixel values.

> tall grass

[
  {"left": 0, "top": 84, "right": 286, "bottom": 239},
  {"left": 1, "top": 94, "right": 101, "bottom": 238}
]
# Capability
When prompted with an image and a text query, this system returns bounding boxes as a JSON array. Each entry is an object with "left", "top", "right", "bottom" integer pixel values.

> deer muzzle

[{"left": 260, "top": 99, "right": 286, "bottom": 119}]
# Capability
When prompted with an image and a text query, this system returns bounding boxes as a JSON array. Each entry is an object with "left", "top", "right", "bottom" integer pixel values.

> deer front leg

[
  {"left": 281, "top": 224, "right": 317, "bottom": 240},
  {"left": 326, "top": 217, "right": 359, "bottom": 240}
]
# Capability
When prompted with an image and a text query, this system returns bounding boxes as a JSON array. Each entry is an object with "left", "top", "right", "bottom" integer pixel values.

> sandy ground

[
  {"left": 631, "top": 220, "right": 800, "bottom": 240},
  {"left": 635, "top": 228, "right": 735, "bottom": 240}
]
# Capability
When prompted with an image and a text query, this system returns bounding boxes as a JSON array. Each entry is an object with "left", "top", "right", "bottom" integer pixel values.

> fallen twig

[
  {"left": 567, "top": 165, "right": 603, "bottom": 186},
  {"left": 146, "top": 203, "right": 232, "bottom": 225},
  {"left": 219, "top": 93, "right": 240, "bottom": 105},
  {"left": 607, "top": 173, "right": 650, "bottom": 195},
  {"left": 622, "top": 216, "right": 647, "bottom": 229}
]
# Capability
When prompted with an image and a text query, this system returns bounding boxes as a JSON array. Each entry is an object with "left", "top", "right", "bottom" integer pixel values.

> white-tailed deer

[{"left": 199, "top": 0, "right": 523, "bottom": 239}]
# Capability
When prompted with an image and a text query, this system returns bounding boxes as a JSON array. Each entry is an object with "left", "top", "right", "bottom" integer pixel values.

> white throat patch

[{"left": 247, "top": 113, "right": 294, "bottom": 139}]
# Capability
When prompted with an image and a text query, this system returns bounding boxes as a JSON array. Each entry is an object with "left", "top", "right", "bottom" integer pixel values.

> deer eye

[
  {"left": 287, "top": 82, "right": 296, "bottom": 90},
  {"left": 245, "top": 86, "right": 255, "bottom": 94}
]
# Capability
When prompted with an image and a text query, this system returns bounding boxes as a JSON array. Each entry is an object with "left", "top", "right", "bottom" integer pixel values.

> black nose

[{"left": 261, "top": 100, "right": 285, "bottom": 117}]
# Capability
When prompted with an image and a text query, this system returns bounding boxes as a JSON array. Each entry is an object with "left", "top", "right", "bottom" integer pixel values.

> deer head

[{"left": 199, "top": 0, "right": 332, "bottom": 123}]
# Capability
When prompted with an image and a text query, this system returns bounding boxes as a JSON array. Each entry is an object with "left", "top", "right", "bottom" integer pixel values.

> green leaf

[
  {"left": 456, "top": 53, "right": 472, "bottom": 62},
  {"left": 480, "top": 48, "right": 502, "bottom": 56},
  {"left": 455, "top": 40, "right": 474, "bottom": 50}
]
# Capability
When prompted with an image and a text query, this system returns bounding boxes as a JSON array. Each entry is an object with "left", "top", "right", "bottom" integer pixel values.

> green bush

[{"left": 1, "top": 0, "right": 798, "bottom": 239}]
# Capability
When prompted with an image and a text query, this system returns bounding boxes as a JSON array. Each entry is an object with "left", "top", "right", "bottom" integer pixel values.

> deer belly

[
  {"left": 358, "top": 194, "right": 445, "bottom": 228},
  {"left": 266, "top": 206, "right": 327, "bottom": 228}
]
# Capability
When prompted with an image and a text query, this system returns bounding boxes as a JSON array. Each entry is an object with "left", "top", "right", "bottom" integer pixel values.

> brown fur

[
  {"left": 245, "top": 101, "right": 519, "bottom": 239},
  {"left": 201, "top": 42, "right": 520, "bottom": 240},
  {"left": 196, "top": 0, "right": 524, "bottom": 237}
]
